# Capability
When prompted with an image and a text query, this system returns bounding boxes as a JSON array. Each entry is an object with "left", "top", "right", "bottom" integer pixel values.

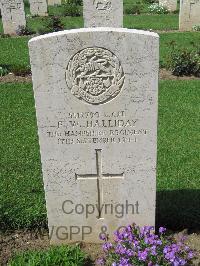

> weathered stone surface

[
  {"left": 0, "top": 0, "right": 26, "bottom": 35},
  {"left": 29, "top": 28, "right": 159, "bottom": 244},
  {"left": 179, "top": 0, "right": 200, "bottom": 30},
  {"left": 29, "top": 0, "right": 48, "bottom": 16},
  {"left": 159, "top": 0, "right": 177, "bottom": 11},
  {"left": 47, "top": 0, "right": 61, "bottom": 6},
  {"left": 83, "top": 0, "right": 123, "bottom": 27}
]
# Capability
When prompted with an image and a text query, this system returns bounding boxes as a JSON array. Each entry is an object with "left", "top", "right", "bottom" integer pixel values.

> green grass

[
  {"left": 0, "top": 83, "right": 46, "bottom": 230},
  {"left": 0, "top": 32, "right": 199, "bottom": 71},
  {"left": 0, "top": 80, "right": 199, "bottom": 231},
  {"left": 159, "top": 32, "right": 200, "bottom": 67},
  {"left": 158, "top": 81, "right": 200, "bottom": 190},
  {"left": 0, "top": 36, "right": 30, "bottom": 70},
  {"left": 0, "top": 1, "right": 179, "bottom": 35},
  {"left": 0, "top": 14, "right": 178, "bottom": 33},
  {"left": 124, "top": 14, "right": 178, "bottom": 30},
  {"left": 157, "top": 80, "right": 200, "bottom": 230},
  {"left": 24, "top": 0, "right": 31, "bottom": 15},
  {"left": 8, "top": 245, "right": 89, "bottom": 266}
]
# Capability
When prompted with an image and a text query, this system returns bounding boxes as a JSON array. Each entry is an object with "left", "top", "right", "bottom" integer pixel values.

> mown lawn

[
  {"left": 0, "top": 36, "right": 30, "bottom": 70},
  {"left": 0, "top": 0, "right": 180, "bottom": 35},
  {"left": 124, "top": 14, "right": 178, "bottom": 30},
  {"left": 0, "top": 83, "right": 46, "bottom": 230},
  {"left": 0, "top": 32, "right": 200, "bottom": 71},
  {"left": 157, "top": 80, "right": 200, "bottom": 230},
  {"left": 0, "top": 80, "right": 199, "bottom": 231},
  {"left": 0, "top": 13, "right": 179, "bottom": 33}
]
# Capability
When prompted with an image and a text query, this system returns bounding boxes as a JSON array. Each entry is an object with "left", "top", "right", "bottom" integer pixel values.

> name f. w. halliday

[{"left": 62, "top": 200, "right": 140, "bottom": 219}]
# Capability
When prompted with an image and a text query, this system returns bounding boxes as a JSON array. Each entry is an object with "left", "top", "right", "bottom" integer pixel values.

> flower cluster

[
  {"left": 148, "top": 3, "right": 169, "bottom": 14},
  {"left": 96, "top": 224, "right": 195, "bottom": 266}
]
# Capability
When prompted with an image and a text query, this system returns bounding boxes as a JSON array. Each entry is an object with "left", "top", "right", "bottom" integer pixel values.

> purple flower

[
  {"left": 115, "top": 243, "right": 127, "bottom": 255},
  {"left": 178, "top": 258, "right": 186, "bottom": 265},
  {"left": 114, "top": 229, "right": 126, "bottom": 241},
  {"left": 100, "top": 223, "right": 195, "bottom": 266},
  {"left": 156, "top": 239, "right": 162, "bottom": 245},
  {"left": 119, "top": 257, "right": 130, "bottom": 266},
  {"left": 140, "top": 226, "right": 154, "bottom": 237},
  {"left": 126, "top": 249, "right": 134, "bottom": 256},
  {"left": 145, "top": 235, "right": 157, "bottom": 245},
  {"left": 165, "top": 250, "right": 174, "bottom": 260},
  {"left": 159, "top": 227, "right": 166, "bottom": 234},
  {"left": 151, "top": 245, "right": 157, "bottom": 256},
  {"left": 187, "top": 251, "right": 194, "bottom": 259},
  {"left": 138, "top": 250, "right": 148, "bottom": 261},
  {"left": 102, "top": 242, "right": 112, "bottom": 252}
]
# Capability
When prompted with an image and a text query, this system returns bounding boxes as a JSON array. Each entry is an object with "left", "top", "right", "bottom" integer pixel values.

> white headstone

[
  {"left": 29, "top": 0, "right": 48, "bottom": 16},
  {"left": 179, "top": 0, "right": 200, "bottom": 31},
  {"left": 0, "top": 0, "right": 26, "bottom": 35},
  {"left": 47, "top": 0, "right": 61, "bottom": 6},
  {"left": 159, "top": 0, "right": 177, "bottom": 11},
  {"left": 83, "top": 0, "right": 123, "bottom": 27},
  {"left": 29, "top": 28, "right": 159, "bottom": 244}
]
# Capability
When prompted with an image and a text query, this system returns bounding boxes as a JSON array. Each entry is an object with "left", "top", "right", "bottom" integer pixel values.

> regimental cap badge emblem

[{"left": 66, "top": 47, "right": 125, "bottom": 105}]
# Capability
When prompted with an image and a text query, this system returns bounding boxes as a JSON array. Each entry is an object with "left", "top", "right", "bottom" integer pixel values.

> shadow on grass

[{"left": 156, "top": 190, "right": 200, "bottom": 232}]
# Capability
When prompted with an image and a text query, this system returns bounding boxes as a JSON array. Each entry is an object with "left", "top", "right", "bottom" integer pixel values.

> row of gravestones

[
  {"left": 0, "top": 0, "right": 200, "bottom": 35},
  {"left": 0, "top": 0, "right": 61, "bottom": 35},
  {"left": 160, "top": 0, "right": 200, "bottom": 31}
]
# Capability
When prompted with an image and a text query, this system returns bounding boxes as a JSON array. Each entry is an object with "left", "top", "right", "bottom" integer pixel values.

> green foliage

[
  {"left": 24, "top": 0, "right": 30, "bottom": 9},
  {"left": 63, "top": 2, "right": 81, "bottom": 17},
  {"left": 17, "top": 25, "right": 35, "bottom": 36},
  {"left": 37, "top": 16, "right": 65, "bottom": 34},
  {"left": 65, "top": 0, "right": 83, "bottom": 5},
  {"left": 0, "top": 33, "right": 11, "bottom": 38},
  {"left": 48, "top": 16, "right": 65, "bottom": 32},
  {"left": 159, "top": 32, "right": 200, "bottom": 67},
  {"left": 11, "top": 64, "right": 31, "bottom": 76},
  {"left": 0, "top": 65, "right": 9, "bottom": 76},
  {"left": 124, "top": 5, "right": 142, "bottom": 15},
  {"left": 8, "top": 245, "right": 89, "bottom": 266},
  {"left": 167, "top": 42, "right": 200, "bottom": 76},
  {"left": 143, "top": 0, "right": 158, "bottom": 4}
]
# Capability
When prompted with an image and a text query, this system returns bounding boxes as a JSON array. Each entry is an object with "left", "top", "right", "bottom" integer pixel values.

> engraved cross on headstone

[
  {"left": 2, "top": 2, "right": 21, "bottom": 20},
  {"left": 76, "top": 149, "right": 124, "bottom": 219}
]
